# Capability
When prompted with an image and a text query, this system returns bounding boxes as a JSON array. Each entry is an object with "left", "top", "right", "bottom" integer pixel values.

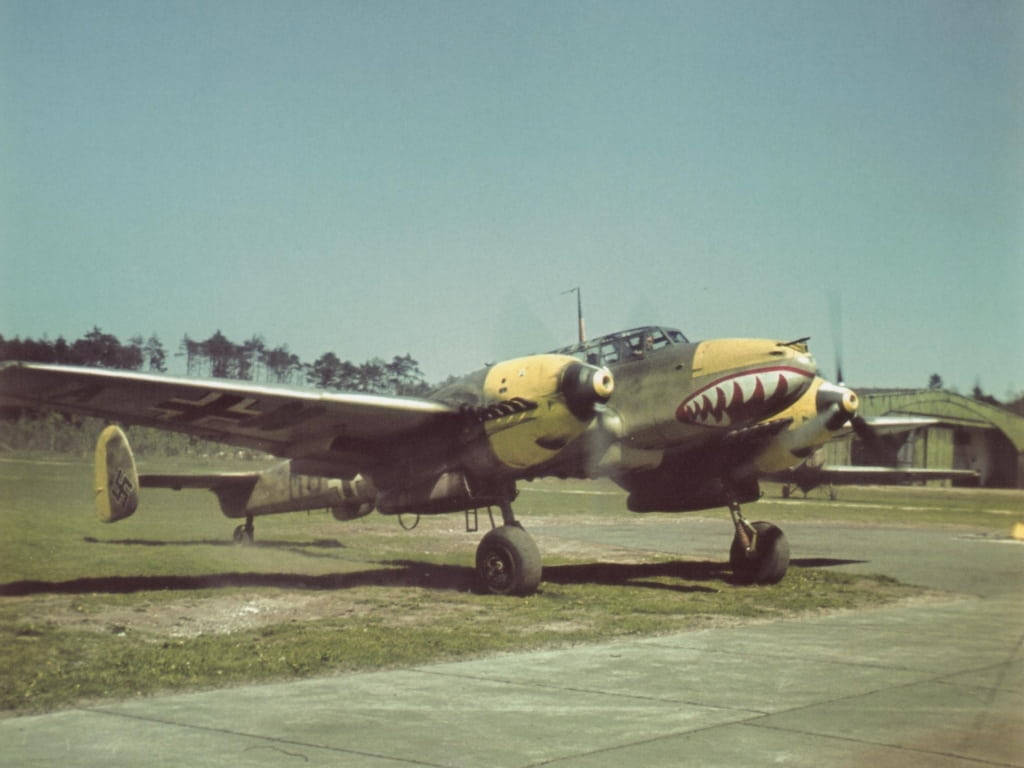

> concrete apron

[{"left": 3, "top": 590, "right": 1021, "bottom": 767}]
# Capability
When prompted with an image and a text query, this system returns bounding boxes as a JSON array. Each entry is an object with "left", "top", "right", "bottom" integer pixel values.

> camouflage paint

[{"left": 481, "top": 354, "right": 595, "bottom": 470}]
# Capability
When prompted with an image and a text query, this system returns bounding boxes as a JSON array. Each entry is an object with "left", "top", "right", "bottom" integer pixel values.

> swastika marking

[{"left": 111, "top": 468, "right": 135, "bottom": 504}]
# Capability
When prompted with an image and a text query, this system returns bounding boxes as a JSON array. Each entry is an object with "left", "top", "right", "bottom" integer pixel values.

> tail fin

[{"left": 94, "top": 425, "right": 139, "bottom": 523}]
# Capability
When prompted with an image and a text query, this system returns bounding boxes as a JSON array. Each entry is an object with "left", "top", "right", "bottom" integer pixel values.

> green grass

[
  {"left": 2, "top": 454, "right": 1017, "bottom": 716},
  {"left": 1, "top": 568, "right": 905, "bottom": 714}
]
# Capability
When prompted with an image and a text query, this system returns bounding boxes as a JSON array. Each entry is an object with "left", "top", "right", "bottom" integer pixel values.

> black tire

[
  {"left": 729, "top": 521, "right": 789, "bottom": 585},
  {"left": 233, "top": 524, "right": 254, "bottom": 546},
  {"left": 475, "top": 525, "right": 542, "bottom": 596}
]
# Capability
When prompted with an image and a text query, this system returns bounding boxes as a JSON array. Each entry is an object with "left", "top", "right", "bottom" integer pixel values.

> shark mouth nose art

[{"left": 676, "top": 366, "right": 813, "bottom": 427}]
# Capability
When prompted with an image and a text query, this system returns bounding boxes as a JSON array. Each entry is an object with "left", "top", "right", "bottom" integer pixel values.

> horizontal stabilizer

[
  {"left": 139, "top": 472, "right": 260, "bottom": 491},
  {"left": 139, "top": 471, "right": 260, "bottom": 519}
]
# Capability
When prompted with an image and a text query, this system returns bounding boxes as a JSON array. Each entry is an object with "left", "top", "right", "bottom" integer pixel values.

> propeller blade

[
  {"left": 850, "top": 414, "right": 892, "bottom": 465},
  {"left": 829, "top": 291, "right": 845, "bottom": 386},
  {"left": 850, "top": 414, "right": 873, "bottom": 441}
]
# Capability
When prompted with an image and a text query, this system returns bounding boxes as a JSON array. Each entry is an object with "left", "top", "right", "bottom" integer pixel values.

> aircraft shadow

[
  {"left": 790, "top": 557, "right": 868, "bottom": 568},
  {"left": 541, "top": 560, "right": 723, "bottom": 593},
  {"left": 0, "top": 564, "right": 468, "bottom": 597},
  {"left": 82, "top": 536, "right": 347, "bottom": 561},
  {"left": 0, "top": 557, "right": 870, "bottom": 598},
  {"left": 83, "top": 536, "right": 346, "bottom": 549}
]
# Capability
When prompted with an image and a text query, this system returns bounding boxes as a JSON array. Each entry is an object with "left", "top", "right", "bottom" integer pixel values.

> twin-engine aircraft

[{"left": 0, "top": 325, "right": 866, "bottom": 594}]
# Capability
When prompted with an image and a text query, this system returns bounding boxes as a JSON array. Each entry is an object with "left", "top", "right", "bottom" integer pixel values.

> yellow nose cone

[
  {"left": 843, "top": 390, "right": 859, "bottom": 415},
  {"left": 592, "top": 368, "right": 614, "bottom": 400}
]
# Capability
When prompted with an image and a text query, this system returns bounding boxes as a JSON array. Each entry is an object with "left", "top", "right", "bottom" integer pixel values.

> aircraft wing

[
  {"left": 809, "top": 465, "right": 979, "bottom": 485},
  {"left": 767, "top": 463, "right": 980, "bottom": 487},
  {"left": 0, "top": 362, "right": 459, "bottom": 476},
  {"left": 839, "top": 415, "right": 941, "bottom": 436}
]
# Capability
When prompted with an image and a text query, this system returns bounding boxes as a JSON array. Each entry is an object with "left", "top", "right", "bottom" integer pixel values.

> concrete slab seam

[
  {"left": 80, "top": 705, "right": 451, "bottom": 768},
  {"left": 517, "top": 712, "right": 777, "bottom": 768},
  {"left": 746, "top": 720, "right": 1021, "bottom": 768},
  {"left": 515, "top": 658, "right": 1024, "bottom": 768},
  {"left": 638, "top": 636, "right": 937, "bottom": 674},
  {"left": 413, "top": 668, "right": 769, "bottom": 716},
  {"left": 514, "top": 646, "right": 1024, "bottom": 767}
]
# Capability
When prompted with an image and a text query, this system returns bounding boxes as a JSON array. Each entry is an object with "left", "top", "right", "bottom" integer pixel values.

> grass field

[{"left": 1, "top": 454, "right": 1018, "bottom": 716}]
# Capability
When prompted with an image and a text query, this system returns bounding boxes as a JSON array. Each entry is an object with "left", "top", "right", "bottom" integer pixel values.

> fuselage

[{"left": 424, "top": 327, "right": 853, "bottom": 499}]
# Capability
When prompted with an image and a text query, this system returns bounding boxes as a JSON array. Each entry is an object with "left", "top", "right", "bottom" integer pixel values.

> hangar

[{"left": 821, "top": 389, "right": 1024, "bottom": 488}]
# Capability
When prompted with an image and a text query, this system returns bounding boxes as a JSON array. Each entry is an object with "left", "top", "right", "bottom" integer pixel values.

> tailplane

[{"left": 92, "top": 425, "right": 377, "bottom": 538}]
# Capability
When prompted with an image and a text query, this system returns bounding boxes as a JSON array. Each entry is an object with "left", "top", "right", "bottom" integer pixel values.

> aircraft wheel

[
  {"left": 233, "top": 524, "right": 254, "bottom": 546},
  {"left": 476, "top": 525, "right": 542, "bottom": 596},
  {"left": 730, "top": 522, "right": 789, "bottom": 585}
]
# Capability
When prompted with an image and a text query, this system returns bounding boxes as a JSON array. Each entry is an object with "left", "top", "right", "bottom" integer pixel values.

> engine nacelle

[
  {"left": 479, "top": 354, "right": 613, "bottom": 471},
  {"left": 623, "top": 473, "right": 760, "bottom": 513},
  {"left": 377, "top": 470, "right": 505, "bottom": 516}
]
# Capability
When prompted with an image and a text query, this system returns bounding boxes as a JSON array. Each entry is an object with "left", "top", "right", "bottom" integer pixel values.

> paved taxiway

[{"left": 3, "top": 515, "right": 1022, "bottom": 767}]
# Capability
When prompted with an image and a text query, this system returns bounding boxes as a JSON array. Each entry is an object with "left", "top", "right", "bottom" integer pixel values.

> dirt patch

[
  {"left": 9, "top": 592, "right": 390, "bottom": 640},
  {"left": 7, "top": 581, "right": 492, "bottom": 641}
]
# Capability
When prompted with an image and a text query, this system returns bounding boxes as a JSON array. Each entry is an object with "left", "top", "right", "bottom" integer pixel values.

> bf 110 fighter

[{"left": 0, "top": 325, "right": 866, "bottom": 594}]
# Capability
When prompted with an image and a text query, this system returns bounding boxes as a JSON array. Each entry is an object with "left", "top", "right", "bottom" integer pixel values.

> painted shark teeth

[{"left": 676, "top": 366, "right": 812, "bottom": 427}]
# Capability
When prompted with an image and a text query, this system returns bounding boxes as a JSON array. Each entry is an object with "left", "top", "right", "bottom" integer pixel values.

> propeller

[
  {"left": 826, "top": 293, "right": 890, "bottom": 463},
  {"left": 560, "top": 361, "right": 614, "bottom": 419},
  {"left": 849, "top": 413, "right": 893, "bottom": 464},
  {"left": 829, "top": 290, "right": 846, "bottom": 386}
]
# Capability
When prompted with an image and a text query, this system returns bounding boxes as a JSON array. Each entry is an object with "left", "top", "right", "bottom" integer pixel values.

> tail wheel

[
  {"left": 233, "top": 518, "right": 254, "bottom": 546},
  {"left": 476, "top": 525, "right": 542, "bottom": 596},
  {"left": 730, "top": 521, "right": 789, "bottom": 584}
]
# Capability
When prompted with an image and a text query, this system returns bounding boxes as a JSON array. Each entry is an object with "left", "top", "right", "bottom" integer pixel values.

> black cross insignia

[{"left": 152, "top": 392, "right": 263, "bottom": 425}]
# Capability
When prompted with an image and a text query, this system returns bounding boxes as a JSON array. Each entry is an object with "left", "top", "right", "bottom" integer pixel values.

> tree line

[
  {"left": 0, "top": 328, "right": 166, "bottom": 373},
  {"left": 0, "top": 328, "right": 432, "bottom": 396}
]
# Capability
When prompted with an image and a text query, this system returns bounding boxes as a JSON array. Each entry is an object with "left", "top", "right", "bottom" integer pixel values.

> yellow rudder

[{"left": 94, "top": 425, "right": 139, "bottom": 523}]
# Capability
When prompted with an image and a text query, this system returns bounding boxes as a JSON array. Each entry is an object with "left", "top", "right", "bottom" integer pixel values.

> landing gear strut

[
  {"left": 475, "top": 500, "right": 542, "bottom": 596},
  {"left": 232, "top": 515, "right": 255, "bottom": 545},
  {"left": 728, "top": 502, "right": 789, "bottom": 584}
]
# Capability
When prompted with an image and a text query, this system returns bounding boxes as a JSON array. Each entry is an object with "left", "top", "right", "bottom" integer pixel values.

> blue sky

[{"left": 2, "top": 1, "right": 1021, "bottom": 395}]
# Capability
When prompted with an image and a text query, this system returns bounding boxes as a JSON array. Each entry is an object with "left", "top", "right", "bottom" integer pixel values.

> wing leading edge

[
  {"left": 805, "top": 465, "right": 979, "bottom": 485},
  {"left": 0, "top": 362, "right": 458, "bottom": 474}
]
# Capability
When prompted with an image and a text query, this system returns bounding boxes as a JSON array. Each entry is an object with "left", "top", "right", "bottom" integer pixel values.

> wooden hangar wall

[{"left": 822, "top": 389, "right": 1024, "bottom": 488}]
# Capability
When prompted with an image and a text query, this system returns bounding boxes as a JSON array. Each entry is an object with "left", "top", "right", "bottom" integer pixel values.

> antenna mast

[{"left": 562, "top": 287, "right": 586, "bottom": 344}]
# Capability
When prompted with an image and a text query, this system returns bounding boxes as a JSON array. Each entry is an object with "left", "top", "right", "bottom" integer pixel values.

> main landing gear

[
  {"left": 728, "top": 501, "right": 789, "bottom": 584},
  {"left": 475, "top": 500, "right": 542, "bottom": 596}
]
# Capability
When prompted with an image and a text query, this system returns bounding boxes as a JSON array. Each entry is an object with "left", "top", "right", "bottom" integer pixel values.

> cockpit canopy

[{"left": 552, "top": 326, "right": 689, "bottom": 367}]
